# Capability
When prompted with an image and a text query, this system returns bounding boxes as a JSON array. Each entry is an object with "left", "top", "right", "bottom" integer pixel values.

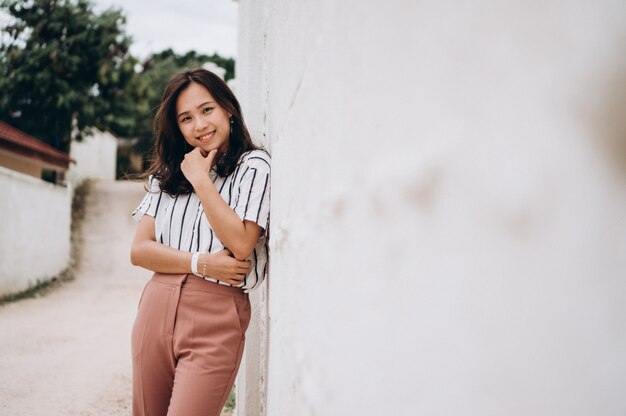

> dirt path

[{"left": 0, "top": 180, "right": 154, "bottom": 415}]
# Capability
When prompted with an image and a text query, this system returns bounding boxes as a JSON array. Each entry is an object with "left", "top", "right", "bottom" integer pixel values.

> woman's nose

[{"left": 194, "top": 117, "right": 209, "bottom": 132}]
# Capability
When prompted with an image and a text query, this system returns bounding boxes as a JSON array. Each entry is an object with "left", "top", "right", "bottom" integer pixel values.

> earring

[{"left": 230, "top": 117, "right": 234, "bottom": 134}]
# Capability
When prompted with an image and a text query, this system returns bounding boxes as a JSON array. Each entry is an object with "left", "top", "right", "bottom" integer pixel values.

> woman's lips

[{"left": 197, "top": 131, "right": 216, "bottom": 142}]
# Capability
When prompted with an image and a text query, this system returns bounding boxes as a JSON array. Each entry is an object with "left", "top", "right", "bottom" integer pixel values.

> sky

[{"left": 92, "top": 0, "right": 238, "bottom": 60}]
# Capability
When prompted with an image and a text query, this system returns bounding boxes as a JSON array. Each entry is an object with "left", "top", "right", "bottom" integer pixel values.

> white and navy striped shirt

[{"left": 131, "top": 149, "right": 271, "bottom": 293}]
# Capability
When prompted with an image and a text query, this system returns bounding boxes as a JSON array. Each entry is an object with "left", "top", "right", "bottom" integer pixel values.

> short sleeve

[
  {"left": 233, "top": 151, "right": 271, "bottom": 233},
  {"left": 131, "top": 175, "right": 162, "bottom": 222}
]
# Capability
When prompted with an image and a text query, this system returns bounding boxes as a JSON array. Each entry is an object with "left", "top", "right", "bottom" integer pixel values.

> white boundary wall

[
  {"left": 233, "top": 1, "right": 271, "bottom": 413},
  {"left": 68, "top": 128, "right": 118, "bottom": 185},
  {"left": 236, "top": 1, "right": 626, "bottom": 415},
  {"left": 0, "top": 166, "right": 72, "bottom": 296}
]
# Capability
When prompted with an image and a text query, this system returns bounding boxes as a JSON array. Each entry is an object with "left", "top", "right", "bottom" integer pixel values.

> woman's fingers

[
  {"left": 236, "top": 260, "right": 252, "bottom": 271},
  {"left": 194, "top": 146, "right": 208, "bottom": 158},
  {"left": 209, "top": 249, "right": 252, "bottom": 284},
  {"left": 224, "top": 274, "right": 245, "bottom": 286}
]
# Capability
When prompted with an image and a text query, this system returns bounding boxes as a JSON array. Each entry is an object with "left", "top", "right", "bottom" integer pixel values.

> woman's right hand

[{"left": 200, "top": 249, "right": 253, "bottom": 286}]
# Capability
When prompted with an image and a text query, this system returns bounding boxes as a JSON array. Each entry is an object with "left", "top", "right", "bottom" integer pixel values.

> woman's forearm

[
  {"left": 130, "top": 240, "right": 194, "bottom": 274},
  {"left": 130, "top": 240, "right": 249, "bottom": 285}
]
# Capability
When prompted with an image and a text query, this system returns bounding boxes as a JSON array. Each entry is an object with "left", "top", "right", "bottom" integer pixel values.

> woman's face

[{"left": 176, "top": 82, "right": 232, "bottom": 156}]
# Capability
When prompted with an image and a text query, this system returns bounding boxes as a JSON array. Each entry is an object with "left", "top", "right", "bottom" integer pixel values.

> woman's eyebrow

[{"left": 177, "top": 101, "right": 215, "bottom": 118}]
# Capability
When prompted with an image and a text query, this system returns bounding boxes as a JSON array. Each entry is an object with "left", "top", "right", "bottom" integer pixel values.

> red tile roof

[{"left": 0, "top": 120, "right": 75, "bottom": 170}]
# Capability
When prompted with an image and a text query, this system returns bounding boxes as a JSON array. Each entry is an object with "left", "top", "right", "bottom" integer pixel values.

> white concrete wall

[
  {"left": 234, "top": 1, "right": 271, "bottom": 413},
  {"left": 236, "top": 1, "right": 626, "bottom": 415},
  {"left": 0, "top": 166, "right": 72, "bottom": 296},
  {"left": 68, "top": 128, "right": 118, "bottom": 185}
]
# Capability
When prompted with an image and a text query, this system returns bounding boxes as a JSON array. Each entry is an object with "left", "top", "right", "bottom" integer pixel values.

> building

[
  {"left": 0, "top": 121, "right": 73, "bottom": 297},
  {"left": 0, "top": 121, "right": 74, "bottom": 185}
]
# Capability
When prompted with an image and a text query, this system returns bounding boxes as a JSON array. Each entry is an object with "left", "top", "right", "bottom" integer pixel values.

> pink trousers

[{"left": 131, "top": 272, "right": 251, "bottom": 416}]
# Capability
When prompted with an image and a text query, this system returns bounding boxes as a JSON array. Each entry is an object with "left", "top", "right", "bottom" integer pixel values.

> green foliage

[
  {"left": 0, "top": 0, "right": 235, "bottom": 159},
  {"left": 0, "top": 0, "right": 137, "bottom": 151},
  {"left": 224, "top": 384, "right": 236, "bottom": 412}
]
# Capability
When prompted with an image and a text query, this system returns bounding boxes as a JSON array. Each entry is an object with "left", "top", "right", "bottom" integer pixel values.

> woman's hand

[
  {"left": 200, "top": 248, "right": 252, "bottom": 286},
  {"left": 180, "top": 147, "right": 218, "bottom": 187}
]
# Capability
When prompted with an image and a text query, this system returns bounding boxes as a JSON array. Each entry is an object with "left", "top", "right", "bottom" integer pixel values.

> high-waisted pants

[{"left": 131, "top": 272, "right": 251, "bottom": 416}]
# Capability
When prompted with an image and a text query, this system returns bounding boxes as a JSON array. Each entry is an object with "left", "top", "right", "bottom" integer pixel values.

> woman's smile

[{"left": 197, "top": 130, "right": 216, "bottom": 142}]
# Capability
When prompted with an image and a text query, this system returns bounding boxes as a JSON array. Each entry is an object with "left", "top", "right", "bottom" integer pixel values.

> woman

[{"left": 129, "top": 68, "right": 271, "bottom": 416}]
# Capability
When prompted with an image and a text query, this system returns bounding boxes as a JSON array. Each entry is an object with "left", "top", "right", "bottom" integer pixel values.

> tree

[{"left": 0, "top": 0, "right": 137, "bottom": 152}]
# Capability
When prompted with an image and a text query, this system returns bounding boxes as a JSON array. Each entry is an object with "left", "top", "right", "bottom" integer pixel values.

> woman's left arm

[
  {"left": 193, "top": 175, "right": 262, "bottom": 260},
  {"left": 181, "top": 147, "right": 263, "bottom": 261}
]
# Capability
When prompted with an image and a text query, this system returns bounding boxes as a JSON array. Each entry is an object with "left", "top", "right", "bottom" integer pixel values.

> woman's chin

[
  {"left": 198, "top": 142, "right": 217, "bottom": 152},
  {"left": 195, "top": 140, "right": 227, "bottom": 156},
  {"left": 192, "top": 145, "right": 209, "bottom": 156}
]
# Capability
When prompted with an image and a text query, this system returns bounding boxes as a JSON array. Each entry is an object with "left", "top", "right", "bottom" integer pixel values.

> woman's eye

[
  {"left": 203, "top": 107, "right": 214, "bottom": 113},
  {"left": 180, "top": 116, "right": 190, "bottom": 123}
]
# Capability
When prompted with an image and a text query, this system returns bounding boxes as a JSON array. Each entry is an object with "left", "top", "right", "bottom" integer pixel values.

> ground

[{"left": 0, "top": 180, "right": 233, "bottom": 416}]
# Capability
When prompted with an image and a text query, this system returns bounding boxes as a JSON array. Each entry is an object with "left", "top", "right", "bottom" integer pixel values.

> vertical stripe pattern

[{"left": 130, "top": 149, "right": 271, "bottom": 293}]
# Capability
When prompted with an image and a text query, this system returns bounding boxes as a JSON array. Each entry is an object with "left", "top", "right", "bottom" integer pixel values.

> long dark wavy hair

[{"left": 137, "top": 68, "right": 264, "bottom": 195}]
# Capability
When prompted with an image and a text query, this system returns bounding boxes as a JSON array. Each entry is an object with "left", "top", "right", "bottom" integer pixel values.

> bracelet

[{"left": 191, "top": 252, "right": 204, "bottom": 277}]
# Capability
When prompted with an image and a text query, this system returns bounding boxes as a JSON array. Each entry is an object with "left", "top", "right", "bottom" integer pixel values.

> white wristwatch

[{"left": 191, "top": 252, "right": 204, "bottom": 277}]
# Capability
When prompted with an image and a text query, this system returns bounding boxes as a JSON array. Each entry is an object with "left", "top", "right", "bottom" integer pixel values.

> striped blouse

[{"left": 131, "top": 149, "right": 271, "bottom": 293}]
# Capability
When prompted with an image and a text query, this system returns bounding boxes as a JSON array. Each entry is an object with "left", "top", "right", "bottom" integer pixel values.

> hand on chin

[{"left": 196, "top": 145, "right": 209, "bottom": 157}]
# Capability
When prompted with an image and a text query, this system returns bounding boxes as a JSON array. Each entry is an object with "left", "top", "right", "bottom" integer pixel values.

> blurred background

[
  {"left": 0, "top": 0, "right": 240, "bottom": 414},
  {"left": 0, "top": 0, "right": 236, "bottom": 183},
  {"left": 2, "top": 0, "right": 626, "bottom": 415}
]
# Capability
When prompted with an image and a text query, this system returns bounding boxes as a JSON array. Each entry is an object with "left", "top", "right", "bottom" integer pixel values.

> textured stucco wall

[
  {"left": 0, "top": 166, "right": 72, "bottom": 296},
  {"left": 234, "top": 1, "right": 271, "bottom": 414},
  {"left": 237, "top": 1, "right": 626, "bottom": 415}
]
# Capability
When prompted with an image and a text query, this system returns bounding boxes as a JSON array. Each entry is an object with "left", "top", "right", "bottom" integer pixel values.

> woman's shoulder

[
  {"left": 239, "top": 148, "right": 271, "bottom": 168},
  {"left": 145, "top": 174, "right": 175, "bottom": 197},
  {"left": 145, "top": 174, "right": 161, "bottom": 193}
]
